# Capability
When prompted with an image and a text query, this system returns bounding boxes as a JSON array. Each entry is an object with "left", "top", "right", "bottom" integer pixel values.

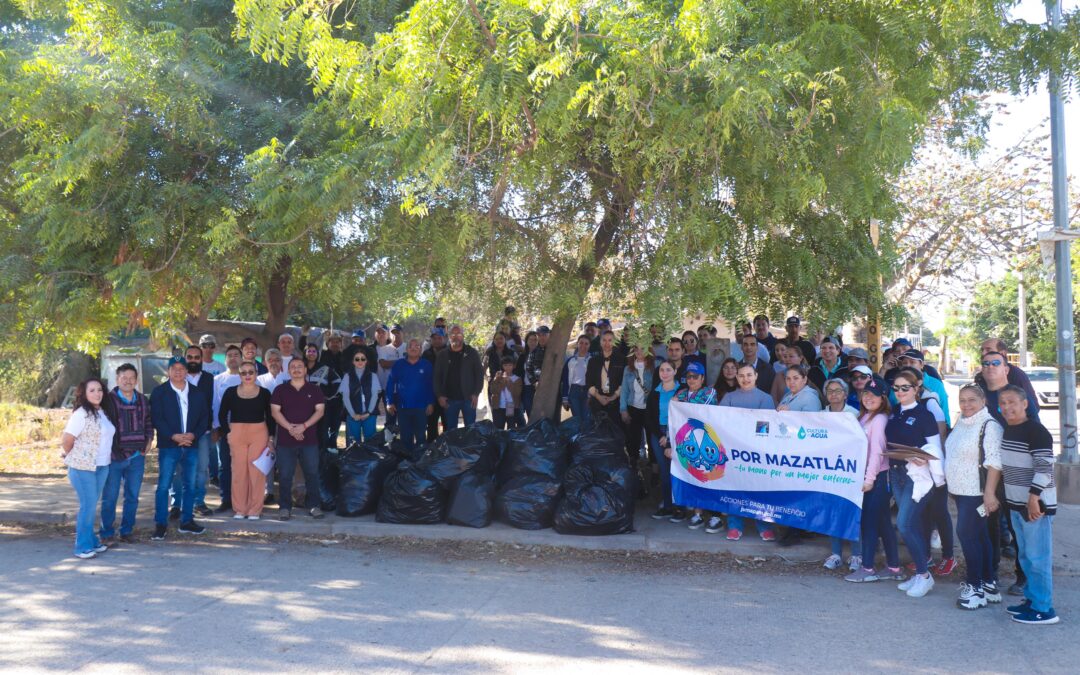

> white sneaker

[
  {"left": 232, "top": 514, "right": 246, "bottom": 520},
  {"left": 930, "top": 530, "right": 942, "bottom": 550},
  {"left": 847, "top": 555, "right": 862, "bottom": 572},
  {"left": 957, "top": 582, "right": 987, "bottom": 610},
  {"left": 74, "top": 551, "right": 97, "bottom": 560},
  {"left": 823, "top": 554, "right": 842, "bottom": 570},
  {"left": 906, "top": 573, "right": 935, "bottom": 598},
  {"left": 705, "top": 516, "right": 724, "bottom": 534},
  {"left": 898, "top": 576, "right": 917, "bottom": 592},
  {"left": 247, "top": 515, "right": 260, "bottom": 521}
]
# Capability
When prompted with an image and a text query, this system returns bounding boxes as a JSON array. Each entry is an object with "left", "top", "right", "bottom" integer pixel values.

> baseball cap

[
  {"left": 686, "top": 361, "right": 706, "bottom": 377},
  {"left": 198, "top": 334, "right": 216, "bottom": 347},
  {"left": 848, "top": 347, "right": 870, "bottom": 361},
  {"left": 537, "top": 325, "right": 551, "bottom": 334},
  {"left": 901, "top": 349, "right": 925, "bottom": 362},
  {"left": 851, "top": 365, "right": 873, "bottom": 377},
  {"left": 431, "top": 327, "right": 447, "bottom": 337},
  {"left": 893, "top": 337, "right": 913, "bottom": 348},
  {"left": 167, "top": 355, "right": 188, "bottom": 369},
  {"left": 862, "top": 376, "right": 888, "bottom": 399},
  {"left": 786, "top": 316, "right": 801, "bottom": 326},
  {"left": 597, "top": 318, "right": 612, "bottom": 327},
  {"left": 391, "top": 324, "right": 403, "bottom": 332},
  {"left": 352, "top": 328, "right": 366, "bottom": 338}
]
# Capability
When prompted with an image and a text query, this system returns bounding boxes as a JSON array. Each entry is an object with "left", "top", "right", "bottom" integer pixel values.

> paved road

[{"left": 1, "top": 530, "right": 1075, "bottom": 673}]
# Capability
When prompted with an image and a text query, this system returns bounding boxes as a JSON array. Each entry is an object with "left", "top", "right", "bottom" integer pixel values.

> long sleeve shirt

[
  {"left": 339, "top": 368, "right": 382, "bottom": 416},
  {"left": 386, "top": 357, "right": 435, "bottom": 410},
  {"left": 1001, "top": 418, "right": 1057, "bottom": 515},
  {"left": 861, "top": 413, "right": 888, "bottom": 483}
]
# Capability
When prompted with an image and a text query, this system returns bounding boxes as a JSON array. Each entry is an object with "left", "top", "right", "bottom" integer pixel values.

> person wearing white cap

[{"left": 847, "top": 364, "right": 874, "bottom": 408}]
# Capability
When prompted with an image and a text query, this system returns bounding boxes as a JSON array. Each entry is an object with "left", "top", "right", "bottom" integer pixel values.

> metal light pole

[{"left": 1046, "top": 0, "right": 1079, "bottom": 501}]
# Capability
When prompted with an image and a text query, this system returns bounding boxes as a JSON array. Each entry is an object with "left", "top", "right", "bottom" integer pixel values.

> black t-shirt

[
  {"left": 218, "top": 386, "right": 273, "bottom": 435},
  {"left": 446, "top": 348, "right": 465, "bottom": 400}
]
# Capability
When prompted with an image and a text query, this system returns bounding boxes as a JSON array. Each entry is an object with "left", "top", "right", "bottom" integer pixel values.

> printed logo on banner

[
  {"left": 755, "top": 421, "right": 769, "bottom": 436},
  {"left": 674, "top": 418, "right": 728, "bottom": 482},
  {"left": 776, "top": 422, "right": 793, "bottom": 439}
]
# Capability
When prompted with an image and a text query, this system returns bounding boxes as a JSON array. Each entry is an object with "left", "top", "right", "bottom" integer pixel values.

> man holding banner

[{"left": 667, "top": 399, "right": 866, "bottom": 543}]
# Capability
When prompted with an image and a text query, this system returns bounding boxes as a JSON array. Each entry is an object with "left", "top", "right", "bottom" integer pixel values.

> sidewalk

[{"left": 3, "top": 474, "right": 1078, "bottom": 573}]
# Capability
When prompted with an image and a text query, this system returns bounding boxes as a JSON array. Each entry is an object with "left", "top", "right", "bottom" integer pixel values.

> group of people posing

[{"left": 59, "top": 312, "right": 1059, "bottom": 624}]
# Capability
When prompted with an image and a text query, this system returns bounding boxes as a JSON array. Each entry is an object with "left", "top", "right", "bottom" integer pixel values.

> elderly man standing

[
  {"left": 435, "top": 325, "right": 485, "bottom": 431},
  {"left": 387, "top": 338, "right": 435, "bottom": 451},
  {"left": 151, "top": 356, "right": 209, "bottom": 540}
]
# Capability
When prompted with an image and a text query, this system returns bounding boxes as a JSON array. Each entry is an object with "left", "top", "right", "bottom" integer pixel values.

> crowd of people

[{"left": 59, "top": 310, "right": 1059, "bottom": 624}]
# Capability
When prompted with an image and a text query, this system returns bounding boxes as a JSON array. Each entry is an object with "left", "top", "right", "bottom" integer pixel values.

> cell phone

[{"left": 976, "top": 504, "right": 987, "bottom": 518}]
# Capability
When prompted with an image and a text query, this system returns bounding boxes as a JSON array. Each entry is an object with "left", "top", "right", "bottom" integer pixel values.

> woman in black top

[
  {"left": 713, "top": 357, "right": 739, "bottom": 401},
  {"left": 484, "top": 332, "right": 513, "bottom": 382},
  {"left": 586, "top": 330, "right": 626, "bottom": 426},
  {"left": 219, "top": 362, "right": 274, "bottom": 520}
]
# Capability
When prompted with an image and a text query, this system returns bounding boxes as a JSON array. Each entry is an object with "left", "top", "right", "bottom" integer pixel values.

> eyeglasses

[
  {"left": 892, "top": 385, "right": 914, "bottom": 393},
  {"left": 354, "top": 357, "right": 367, "bottom": 363},
  {"left": 826, "top": 388, "right": 845, "bottom": 395},
  {"left": 239, "top": 371, "right": 256, "bottom": 376},
  {"left": 982, "top": 360, "right": 1003, "bottom": 367}
]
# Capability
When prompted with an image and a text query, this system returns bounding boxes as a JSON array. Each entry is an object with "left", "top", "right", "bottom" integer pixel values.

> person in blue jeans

[
  {"left": 998, "top": 386, "right": 1060, "bottom": 625},
  {"left": 823, "top": 378, "right": 861, "bottom": 568},
  {"left": 150, "top": 356, "right": 210, "bottom": 540},
  {"left": 61, "top": 378, "right": 117, "bottom": 559},
  {"left": 169, "top": 345, "right": 216, "bottom": 518},
  {"left": 100, "top": 363, "right": 154, "bottom": 545},
  {"left": 644, "top": 360, "right": 682, "bottom": 521},
  {"left": 561, "top": 335, "right": 592, "bottom": 427},
  {"left": 386, "top": 338, "right": 436, "bottom": 451},
  {"left": 718, "top": 363, "right": 777, "bottom": 541},
  {"left": 339, "top": 349, "right": 382, "bottom": 443},
  {"left": 434, "top": 325, "right": 485, "bottom": 432}
]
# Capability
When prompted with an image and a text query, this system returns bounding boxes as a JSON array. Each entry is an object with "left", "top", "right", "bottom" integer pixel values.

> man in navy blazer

[
  {"left": 167, "top": 344, "right": 217, "bottom": 518},
  {"left": 151, "top": 356, "right": 210, "bottom": 539}
]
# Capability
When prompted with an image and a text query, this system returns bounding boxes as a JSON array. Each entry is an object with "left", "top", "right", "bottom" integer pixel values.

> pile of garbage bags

[{"left": 342, "top": 414, "right": 635, "bottom": 535}]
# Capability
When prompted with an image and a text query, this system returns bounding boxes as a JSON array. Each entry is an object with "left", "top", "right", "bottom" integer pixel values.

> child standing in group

[{"left": 488, "top": 356, "right": 523, "bottom": 430}]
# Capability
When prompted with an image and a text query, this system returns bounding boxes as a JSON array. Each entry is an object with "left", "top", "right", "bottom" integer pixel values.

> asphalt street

[{"left": 1, "top": 529, "right": 1076, "bottom": 673}]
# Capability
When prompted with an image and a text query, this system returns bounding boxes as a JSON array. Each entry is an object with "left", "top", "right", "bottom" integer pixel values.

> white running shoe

[
  {"left": 930, "top": 530, "right": 942, "bottom": 550},
  {"left": 823, "top": 554, "right": 842, "bottom": 570},
  {"left": 233, "top": 514, "right": 246, "bottom": 520},
  {"left": 898, "top": 576, "right": 918, "bottom": 592},
  {"left": 906, "top": 573, "right": 935, "bottom": 598},
  {"left": 848, "top": 555, "right": 862, "bottom": 572},
  {"left": 957, "top": 582, "right": 987, "bottom": 610}
]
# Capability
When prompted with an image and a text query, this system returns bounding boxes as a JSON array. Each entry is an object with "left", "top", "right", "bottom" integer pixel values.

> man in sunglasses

[
  {"left": 974, "top": 338, "right": 1040, "bottom": 411},
  {"left": 979, "top": 351, "right": 1040, "bottom": 427}
]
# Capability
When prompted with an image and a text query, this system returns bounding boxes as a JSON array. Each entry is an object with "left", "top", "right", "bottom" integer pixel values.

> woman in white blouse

[
  {"left": 60, "top": 378, "right": 118, "bottom": 559},
  {"left": 945, "top": 384, "right": 1003, "bottom": 610}
]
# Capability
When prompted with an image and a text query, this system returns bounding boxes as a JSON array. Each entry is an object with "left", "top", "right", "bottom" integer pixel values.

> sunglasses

[
  {"left": 239, "top": 371, "right": 256, "bottom": 376},
  {"left": 852, "top": 373, "right": 869, "bottom": 380},
  {"left": 982, "top": 359, "right": 1003, "bottom": 367},
  {"left": 892, "top": 385, "right": 914, "bottom": 393},
  {"left": 354, "top": 357, "right": 367, "bottom": 363}
]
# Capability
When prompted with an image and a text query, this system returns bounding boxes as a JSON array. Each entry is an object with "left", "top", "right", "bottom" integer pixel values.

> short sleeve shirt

[
  {"left": 270, "top": 382, "right": 326, "bottom": 447},
  {"left": 64, "top": 408, "right": 116, "bottom": 466},
  {"left": 885, "top": 402, "right": 939, "bottom": 451}
]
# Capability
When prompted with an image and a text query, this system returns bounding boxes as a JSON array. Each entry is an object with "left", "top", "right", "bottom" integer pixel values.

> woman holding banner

[
  {"left": 886, "top": 370, "right": 945, "bottom": 599},
  {"left": 777, "top": 366, "right": 822, "bottom": 412},
  {"left": 646, "top": 360, "right": 682, "bottom": 522},
  {"left": 845, "top": 377, "right": 904, "bottom": 583},
  {"left": 718, "top": 363, "right": 777, "bottom": 541},
  {"left": 674, "top": 361, "right": 719, "bottom": 530},
  {"left": 823, "top": 378, "right": 861, "bottom": 570}
]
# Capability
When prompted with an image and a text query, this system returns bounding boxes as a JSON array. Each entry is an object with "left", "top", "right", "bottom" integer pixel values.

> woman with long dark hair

[
  {"left": 713, "top": 357, "right": 739, "bottom": 401},
  {"left": 60, "top": 378, "right": 117, "bottom": 559}
]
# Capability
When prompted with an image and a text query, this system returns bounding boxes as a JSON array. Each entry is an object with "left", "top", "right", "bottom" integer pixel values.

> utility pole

[
  {"left": 1018, "top": 267, "right": 1028, "bottom": 367},
  {"left": 1046, "top": 0, "right": 1079, "bottom": 501},
  {"left": 867, "top": 219, "right": 882, "bottom": 373}
]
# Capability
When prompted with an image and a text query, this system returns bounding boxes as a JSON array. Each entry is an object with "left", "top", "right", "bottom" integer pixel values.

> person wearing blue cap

[
  {"left": 674, "top": 360, "right": 719, "bottom": 529},
  {"left": 150, "top": 355, "right": 210, "bottom": 539}
]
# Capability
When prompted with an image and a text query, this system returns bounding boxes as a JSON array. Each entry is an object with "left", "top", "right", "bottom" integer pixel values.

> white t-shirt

[
  {"left": 202, "top": 359, "right": 225, "bottom": 376},
  {"left": 630, "top": 362, "right": 648, "bottom": 409},
  {"left": 213, "top": 372, "right": 242, "bottom": 429},
  {"left": 171, "top": 383, "right": 189, "bottom": 433},
  {"left": 64, "top": 408, "right": 115, "bottom": 466},
  {"left": 376, "top": 343, "right": 405, "bottom": 390},
  {"left": 257, "top": 371, "right": 289, "bottom": 393},
  {"left": 280, "top": 354, "right": 295, "bottom": 370}
]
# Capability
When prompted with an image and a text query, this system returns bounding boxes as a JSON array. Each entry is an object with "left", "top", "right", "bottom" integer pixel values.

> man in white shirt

[
  {"left": 199, "top": 334, "right": 225, "bottom": 376},
  {"left": 277, "top": 333, "right": 296, "bottom": 369},
  {"left": 211, "top": 345, "right": 243, "bottom": 513},
  {"left": 256, "top": 349, "right": 288, "bottom": 392}
]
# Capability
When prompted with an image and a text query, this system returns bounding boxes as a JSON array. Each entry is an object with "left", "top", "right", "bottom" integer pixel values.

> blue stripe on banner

[{"left": 672, "top": 477, "right": 861, "bottom": 541}]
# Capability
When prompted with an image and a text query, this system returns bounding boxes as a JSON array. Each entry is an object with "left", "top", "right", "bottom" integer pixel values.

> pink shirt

[{"left": 860, "top": 413, "right": 888, "bottom": 482}]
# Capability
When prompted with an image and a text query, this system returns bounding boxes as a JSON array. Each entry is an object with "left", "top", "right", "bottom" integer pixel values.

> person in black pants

[
  {"left": 586, "top": 330, "right": 626, "bottom": 426},
  {"left": 619, "top": 345, "right": 653, "bottom": 470}
]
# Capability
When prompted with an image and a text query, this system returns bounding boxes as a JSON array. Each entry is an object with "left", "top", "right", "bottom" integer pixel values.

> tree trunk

[
  {"left": 531, "top": 312, "right": 579, "bottom": 421},
  {"left": 263, "top": 255, "right": 292, "bottom": 340}
]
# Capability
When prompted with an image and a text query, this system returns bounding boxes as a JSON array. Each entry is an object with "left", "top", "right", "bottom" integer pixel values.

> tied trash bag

[
  {"left": 569, "top": 412, "right": 626, "bottom": 465},
  {"left": 553, "top": 458, "right": 636, "bottom": 535},
  {"left": 376, "top": 463, "right": 447, "bottom": 524},
  {"left": 446, "top": 470, "right": 495, "bottom": 528},
  {"left": 498, "top": 418, "right": 568, "bottom": 485},
  {"left": 495, "top": 477, "right": 562, "bottom": 530},
  {"left": 417, "top": 423, "right": 501, "bottom": 488},
  {"left": 336, "top": 444, "right": 402, "bottom": 517},
  {"left": 556, "top": 415, "right": 584, "bottom": 446}
]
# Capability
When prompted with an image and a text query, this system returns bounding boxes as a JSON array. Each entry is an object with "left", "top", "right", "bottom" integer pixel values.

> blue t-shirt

[
  {"left": 655, "top": 383, "right": 680, "bottom": 427},
  {"left": 884, "top": 401, "right": 938, "bottom": 462},
  {"left": 719, "top": 388, "right": 775, "bottom": 410}
]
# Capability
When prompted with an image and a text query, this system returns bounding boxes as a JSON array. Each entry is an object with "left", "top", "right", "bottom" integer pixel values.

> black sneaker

[
  {"left": 668, "top": 508, "right": 687, "bottom": 523},
  {"left": 651, "top": 506, "right": 673, "bottom": 520},
  {"left": 195, "top": 504, "right": 213, "bottom": 517},
  {"left": 168, "top": 506, "right": 181, "bottom": 521},
  {"left": 264, "top": 493, "right": 276, "bottom": 505},
  {"left": 151, "top": 524, "right": 168, "bottom": 541},
  {"left": 178, "top": 520, "right": 206, "bottom": 535},
  {"left": 214, "top": 501, "right": 233, "bottom": 514},
  {"left": 982, "top": 581, "right": 1003, "bottom": 604}
]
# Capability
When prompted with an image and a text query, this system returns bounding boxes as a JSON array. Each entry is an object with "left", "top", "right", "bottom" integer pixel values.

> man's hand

[
  {"left": 1026, "top": 493, "right": 1044, "bottom": 522},
  {"left": 562, "top": 399, "right": 570, "bottom": 412},
  {"left": 386, "top": 404, "right": 397, "bottom": 416},
  {"left": 470, "top": 395, "right": 478, "bottom": 408},
  {"left": 211, "top": 429, "right": 221, "bottom": 443},
  {"left": 621, "top": 411, "right": 631, "bottom": 424},
  {"left": 983, "top": 492, "right": 1000, "bottom": 514}
]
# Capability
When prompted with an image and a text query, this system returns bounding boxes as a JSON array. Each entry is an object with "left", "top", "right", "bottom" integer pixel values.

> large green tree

[{"left": 234, "top": 0, "right": 1077, "bottom": 417}]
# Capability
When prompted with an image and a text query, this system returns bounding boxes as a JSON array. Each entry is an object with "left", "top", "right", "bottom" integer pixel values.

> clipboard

[{"left": 883, "top": 442, "right": 936, "bottom": 461}]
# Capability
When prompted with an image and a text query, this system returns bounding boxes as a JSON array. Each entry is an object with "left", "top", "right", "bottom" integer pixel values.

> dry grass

[{"left": 0, "top": 404, "right": 70, "bottom": 475}]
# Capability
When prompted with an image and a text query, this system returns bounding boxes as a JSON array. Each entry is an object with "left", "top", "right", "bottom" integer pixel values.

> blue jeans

[
  {"left": 68, "top": 466, "right": 108, "bottom": 555},
  {"left": 172, "top": 431, "right": 211, "bottom": 507},
  {"left": 892, "top": 464, "right": 933, "bottom": 574},
  {"left": 1011, "top": 511, "right": 1054, "bottom": 611},
  {"left": 443, "top": 399, "right": 476, "bottom": 431},
  {"left": 156, "top": 446, "right": 197, "bottom": 525},
  {"left": 649, "top": 430, "right": 672, "bottom": 509},
  {"left": 930, "top": 483, "right": 955, "bottom": 558},
  {"left": 276, "top": 444, "right": 320, "bottom": 511},
  {"left": 397, "top": 408, "right": 427, "bottom": 451},
  {"left": 567, "top": 385, "right": 590, "bottom": 427},
  {"left": 99, "top": 453, "right": 145, "bottom": 538},
  {"left": 861, "top": 471, "right": 900, "bottom": 569},
  {"left": 831, "top": 535, "right": 862, "bottom": 557},
  {"left": 344, "top": 414, "right": 377, "bottom": 444},
  {"left": 954, "top": 494, "right": 995, "bottom": 586}
]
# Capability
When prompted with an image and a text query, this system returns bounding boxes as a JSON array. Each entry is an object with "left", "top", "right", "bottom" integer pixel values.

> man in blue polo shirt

[{"left": 387, "top": 338, "right": 435, "bottom": 450}]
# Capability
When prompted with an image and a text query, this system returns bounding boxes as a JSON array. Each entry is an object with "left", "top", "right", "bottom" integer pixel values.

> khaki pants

[{"left": 228, "top": 423, "right": 269, "bottom": 517}]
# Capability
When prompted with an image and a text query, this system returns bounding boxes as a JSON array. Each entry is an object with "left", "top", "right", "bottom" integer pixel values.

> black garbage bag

[
  {"left": 417, "top": 424, "right": 501, "bottom": 488},
  {"left": 318, "top": 449, "right": 341, "bottom": 512},
  {"left": 556, "top": 415, "right": 584, "bottom": 446},
  {"left": 553, "top": 457, "right": 636, "bottom": 535},
  {"left": 446, "top": 470, "right": 495, "bottom": 528},
  {"left": 336, "top": 445, "right": 402, "bottom": 517},
  {"left": 498, "top": 418, "right": 568, "bottom": 485},
  {"left": 569, "top": 412, "right": 626, "bottom": 465},
  {"left": 376, "top": 463, "right": 447, "bottom": 524},
  {"left": 495, "top": 476, "right": 562, "bottom": 530},
  {"left": 387, "top": 438, "right": 426, "bottom": 463}
]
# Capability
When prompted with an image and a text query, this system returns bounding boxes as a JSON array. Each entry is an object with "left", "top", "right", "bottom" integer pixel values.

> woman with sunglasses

[
  {"left": 338, "top": 349, "right": 383, "bottom": 444},
  {"left": 886, "top": 370, "right": 945, "bottom": 598},
  {"left": 218, "top": 362, "right": 274, "bottom": 519},
  {"left": 847, "top": 365, "right": 874, "bottom": 408}
]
